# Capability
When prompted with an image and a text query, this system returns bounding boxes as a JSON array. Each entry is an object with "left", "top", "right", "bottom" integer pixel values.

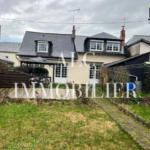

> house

[
  {"left": 16, "top": 26, "right": 126, "bottom": 84},
  {"left": 0, "top": 42, "right": 21, "bottom": 66}
]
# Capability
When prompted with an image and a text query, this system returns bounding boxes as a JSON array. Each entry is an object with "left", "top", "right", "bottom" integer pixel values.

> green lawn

[
  {"left": 0, "top": 101, "right": 141, "bottom": 150},
  {"left": 120, "top": 103, "right": 150, "bottom": 123}
]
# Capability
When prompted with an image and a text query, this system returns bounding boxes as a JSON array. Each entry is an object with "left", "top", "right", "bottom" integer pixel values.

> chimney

[
  {"left": 120, "top": 26, "right": 125, "bottom": 46},
  {"left": 72, "top": 25, "right": 76, "bottom": 39}
]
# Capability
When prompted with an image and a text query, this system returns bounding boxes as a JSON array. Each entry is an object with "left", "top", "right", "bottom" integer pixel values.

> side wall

[
  {"left": 140, "top": 42, "right": 150, "bottom": 54},
  {"left": 0, "top": 52, "right": 20, "bottom": 66},
  {"left": 128, "top": 42, "right": 150, "bottom": 57}
]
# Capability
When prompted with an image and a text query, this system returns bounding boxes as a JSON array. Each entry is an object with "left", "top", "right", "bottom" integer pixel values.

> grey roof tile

[
  {"left": 92, "top": 32, "right": 121, "bottom": 40},
  {"left": 0, "top": 42, "right": 21, "bottom": 53},
  {"left": 126, "top": 35, "right": 150, "bottom": 46},
  {"left": 18, "top": 31, "right": 76, "bottom": 58},
  {"left": 75, "top": 35, "right": 87, "bottom": 52}
]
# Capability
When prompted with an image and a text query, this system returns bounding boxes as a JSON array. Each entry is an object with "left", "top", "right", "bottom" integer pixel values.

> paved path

[{"left": 95, "top": 98, "right": 150, "bottom": 150}]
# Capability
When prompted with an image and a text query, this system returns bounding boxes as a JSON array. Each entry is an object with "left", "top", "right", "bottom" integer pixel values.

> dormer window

[
  {"left": 90, "top": 40, "right": 104, "bottom": 51},
  {"left": 106, "top": 41, "right": 120, "bottom": 52},
  {"left": 37, "top": 41, "right": 48, "bottom": 53}
]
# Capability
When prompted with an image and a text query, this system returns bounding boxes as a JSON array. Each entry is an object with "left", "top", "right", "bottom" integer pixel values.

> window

[
  {"left": 55, "top": 64, "right": 67, "bottom": 78},
  {"left": 106, "top": 42, "right": 120, "bottom": 52},
  {"left": 89, "top": 65, "right": 100, "bottom": 79},
  {"left": 90, "top": 40, "right": 104, "bottom": 51},
  {"left": 37, "top": 42, "right": 48, "bottom": 53}
]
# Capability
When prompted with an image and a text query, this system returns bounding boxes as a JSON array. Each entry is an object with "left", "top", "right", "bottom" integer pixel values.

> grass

[
  {"left": 0, "top": 101, "right": 142, "bottom": 150},
  {"left": 120, "top": 103, "right": 150, "bottom": 123}
]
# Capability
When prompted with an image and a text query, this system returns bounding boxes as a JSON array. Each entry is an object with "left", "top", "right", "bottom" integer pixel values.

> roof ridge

[
  {"left": 26, "top": 31, "right": 71, "bottom": 35},
  {"left": 0, "top": 42, "right": 21, "bottom": 44},
  {"left": 134, "top": 35, "right": 150, "bottom": 37}
]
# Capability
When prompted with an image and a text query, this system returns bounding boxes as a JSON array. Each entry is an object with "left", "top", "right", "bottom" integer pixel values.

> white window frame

[
  {"left": 90, "top": 40, "right": 104, "bottom": 51},
  {"left": 37, "top": 41, "right": 48, "bottom": 53},
  {"left": 106, "top": 41, "right": 120, "bottom": 52}
]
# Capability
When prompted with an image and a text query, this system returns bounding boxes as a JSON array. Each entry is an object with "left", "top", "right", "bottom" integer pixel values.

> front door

[
  {"left": 54, "top": 64, "right": 68, "bottom": 83},
  {"left": 89, "top": 65, "right": 100, "bottom": 84}
]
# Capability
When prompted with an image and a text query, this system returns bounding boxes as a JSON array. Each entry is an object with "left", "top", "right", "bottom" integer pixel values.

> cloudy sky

[{"left": 0, "top": 0, "right": 149, "bottom": 43}]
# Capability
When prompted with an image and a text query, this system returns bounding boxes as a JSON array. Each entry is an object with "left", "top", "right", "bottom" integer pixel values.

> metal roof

[
  {"left": 104, "top": 52, "right": 150, "bottom": 67},
  {"left": 20, "top": 57, "right": 57, "bottom": 65}
]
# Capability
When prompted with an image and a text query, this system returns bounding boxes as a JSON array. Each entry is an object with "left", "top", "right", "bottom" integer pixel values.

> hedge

[{"left": 14, "top": 66, "right": 49, "bottom": 77}]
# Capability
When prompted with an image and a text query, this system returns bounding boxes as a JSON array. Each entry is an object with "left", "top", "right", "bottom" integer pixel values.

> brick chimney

[
  {"left": 120, "top": 26, "right": 125, "bottom": 46},
  {"left": 72, "top": 25, "right": 76, "bottom": 39}
]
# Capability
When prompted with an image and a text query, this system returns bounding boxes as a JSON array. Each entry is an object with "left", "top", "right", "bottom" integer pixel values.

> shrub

[
  {"left": 14, "top": 66, "right": 49, "bottom": 77},
  {"left": 99, "top": 66, "right": 129, "bottom": 93},
  {"left": 144, "top": 66, "right": 150, "bottom": 92}
]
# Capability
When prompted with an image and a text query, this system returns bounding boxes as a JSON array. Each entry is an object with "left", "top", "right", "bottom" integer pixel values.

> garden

[{"left": 0, "top": 101, "right": 142, "bottom": 150}]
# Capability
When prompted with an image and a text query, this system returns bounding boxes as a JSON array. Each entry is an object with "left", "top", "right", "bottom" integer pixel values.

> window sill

[
  {"left": 37, "top": 51, "right": 49, "bottom": 53},
  {"left": 89, "top": 49, "right": 103, "bottom": 52}
]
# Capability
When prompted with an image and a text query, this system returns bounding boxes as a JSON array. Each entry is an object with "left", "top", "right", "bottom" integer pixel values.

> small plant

[
  {"left": 35, "top": 90, "right": 43, "bottom": 104},
  {"left": 129, "top": 91, "right": 142, "bottom": 105}
]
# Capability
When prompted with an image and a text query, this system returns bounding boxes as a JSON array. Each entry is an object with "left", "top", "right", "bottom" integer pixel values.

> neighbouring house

[
  {"left": 105, "top": 52, "right": 150, "bottom": 83},
  {"left": 16, "top": 26, "right": 126, "bottom": 84},
  {"left": 0, "top": 42, "right": 21, "bottom": 67},
  {"left": 104, "top": 35, "right": 150, "bottom": 84},
  {"left": 0, "top": 53, "right": 14, "bottom": 64},
  {"left": 125, "top": 35, "right": 150, "bottom": 57}
]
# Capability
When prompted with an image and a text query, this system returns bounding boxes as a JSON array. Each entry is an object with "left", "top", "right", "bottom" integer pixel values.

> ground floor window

[
  {"left": 55, "top": 64, "right": 67, "bottom": 83},
  {"left": 89, "top": 64, "right": 101, "bottom": 84}
]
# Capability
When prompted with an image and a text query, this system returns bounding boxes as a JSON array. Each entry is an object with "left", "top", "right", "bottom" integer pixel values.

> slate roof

[
  {"left": 92, "top": 32, "right": 121, "bottom": 40},
  {"left": 0, "top": 42, "right": 21, "bottom": 53},
  {"left": 0, "top": 53, "right": 14, "bottom": 64},
  {"left": 18, "top": 31, "right": 124, "bottom": 57},
  {"left": 18, "top": 31, "right": 76, "bottom": 59},
  {"left": 75, "top": 35, "right": 87, "bottom": 52},
  {"left": 75, "top": 32, "right": 122, "bottom": 53},
  {"left": 126, "top": 35, "right": 150, "bottom": 46}
]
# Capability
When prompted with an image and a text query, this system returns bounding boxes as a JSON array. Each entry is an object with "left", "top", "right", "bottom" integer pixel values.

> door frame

[{"left": 54, "top": 64, "right": 68, "bottom": 83}]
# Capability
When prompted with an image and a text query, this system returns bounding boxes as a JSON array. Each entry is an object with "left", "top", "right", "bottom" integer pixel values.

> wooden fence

[{"left": 0, "top": 71, "right": 30, "bottom": 88}]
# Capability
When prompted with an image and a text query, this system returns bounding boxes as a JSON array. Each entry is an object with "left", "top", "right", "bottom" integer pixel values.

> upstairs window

[
  {"left": 90, "top": 40, "right": 104, "bottom": 51},
  {"left": 37, "top": 42, "right": 48, "bottom": 53},
  {"left": 107, "top": 41, "right": 120, "bottom": 52}
]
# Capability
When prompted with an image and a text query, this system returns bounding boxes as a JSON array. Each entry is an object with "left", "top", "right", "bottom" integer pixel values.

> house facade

[{"left": 16, "top": 26, "right": 126, "bottom": 84}]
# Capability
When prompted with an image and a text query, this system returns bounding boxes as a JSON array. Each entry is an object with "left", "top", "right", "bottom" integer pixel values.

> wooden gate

[{"left": 0, "top": 71, "right": 30, "bottom": 88}]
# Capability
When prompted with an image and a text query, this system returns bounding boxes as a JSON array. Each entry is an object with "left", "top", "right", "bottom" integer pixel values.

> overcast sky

[{"left": 0, "top": 0, "right": 149, "bottom": 43}]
